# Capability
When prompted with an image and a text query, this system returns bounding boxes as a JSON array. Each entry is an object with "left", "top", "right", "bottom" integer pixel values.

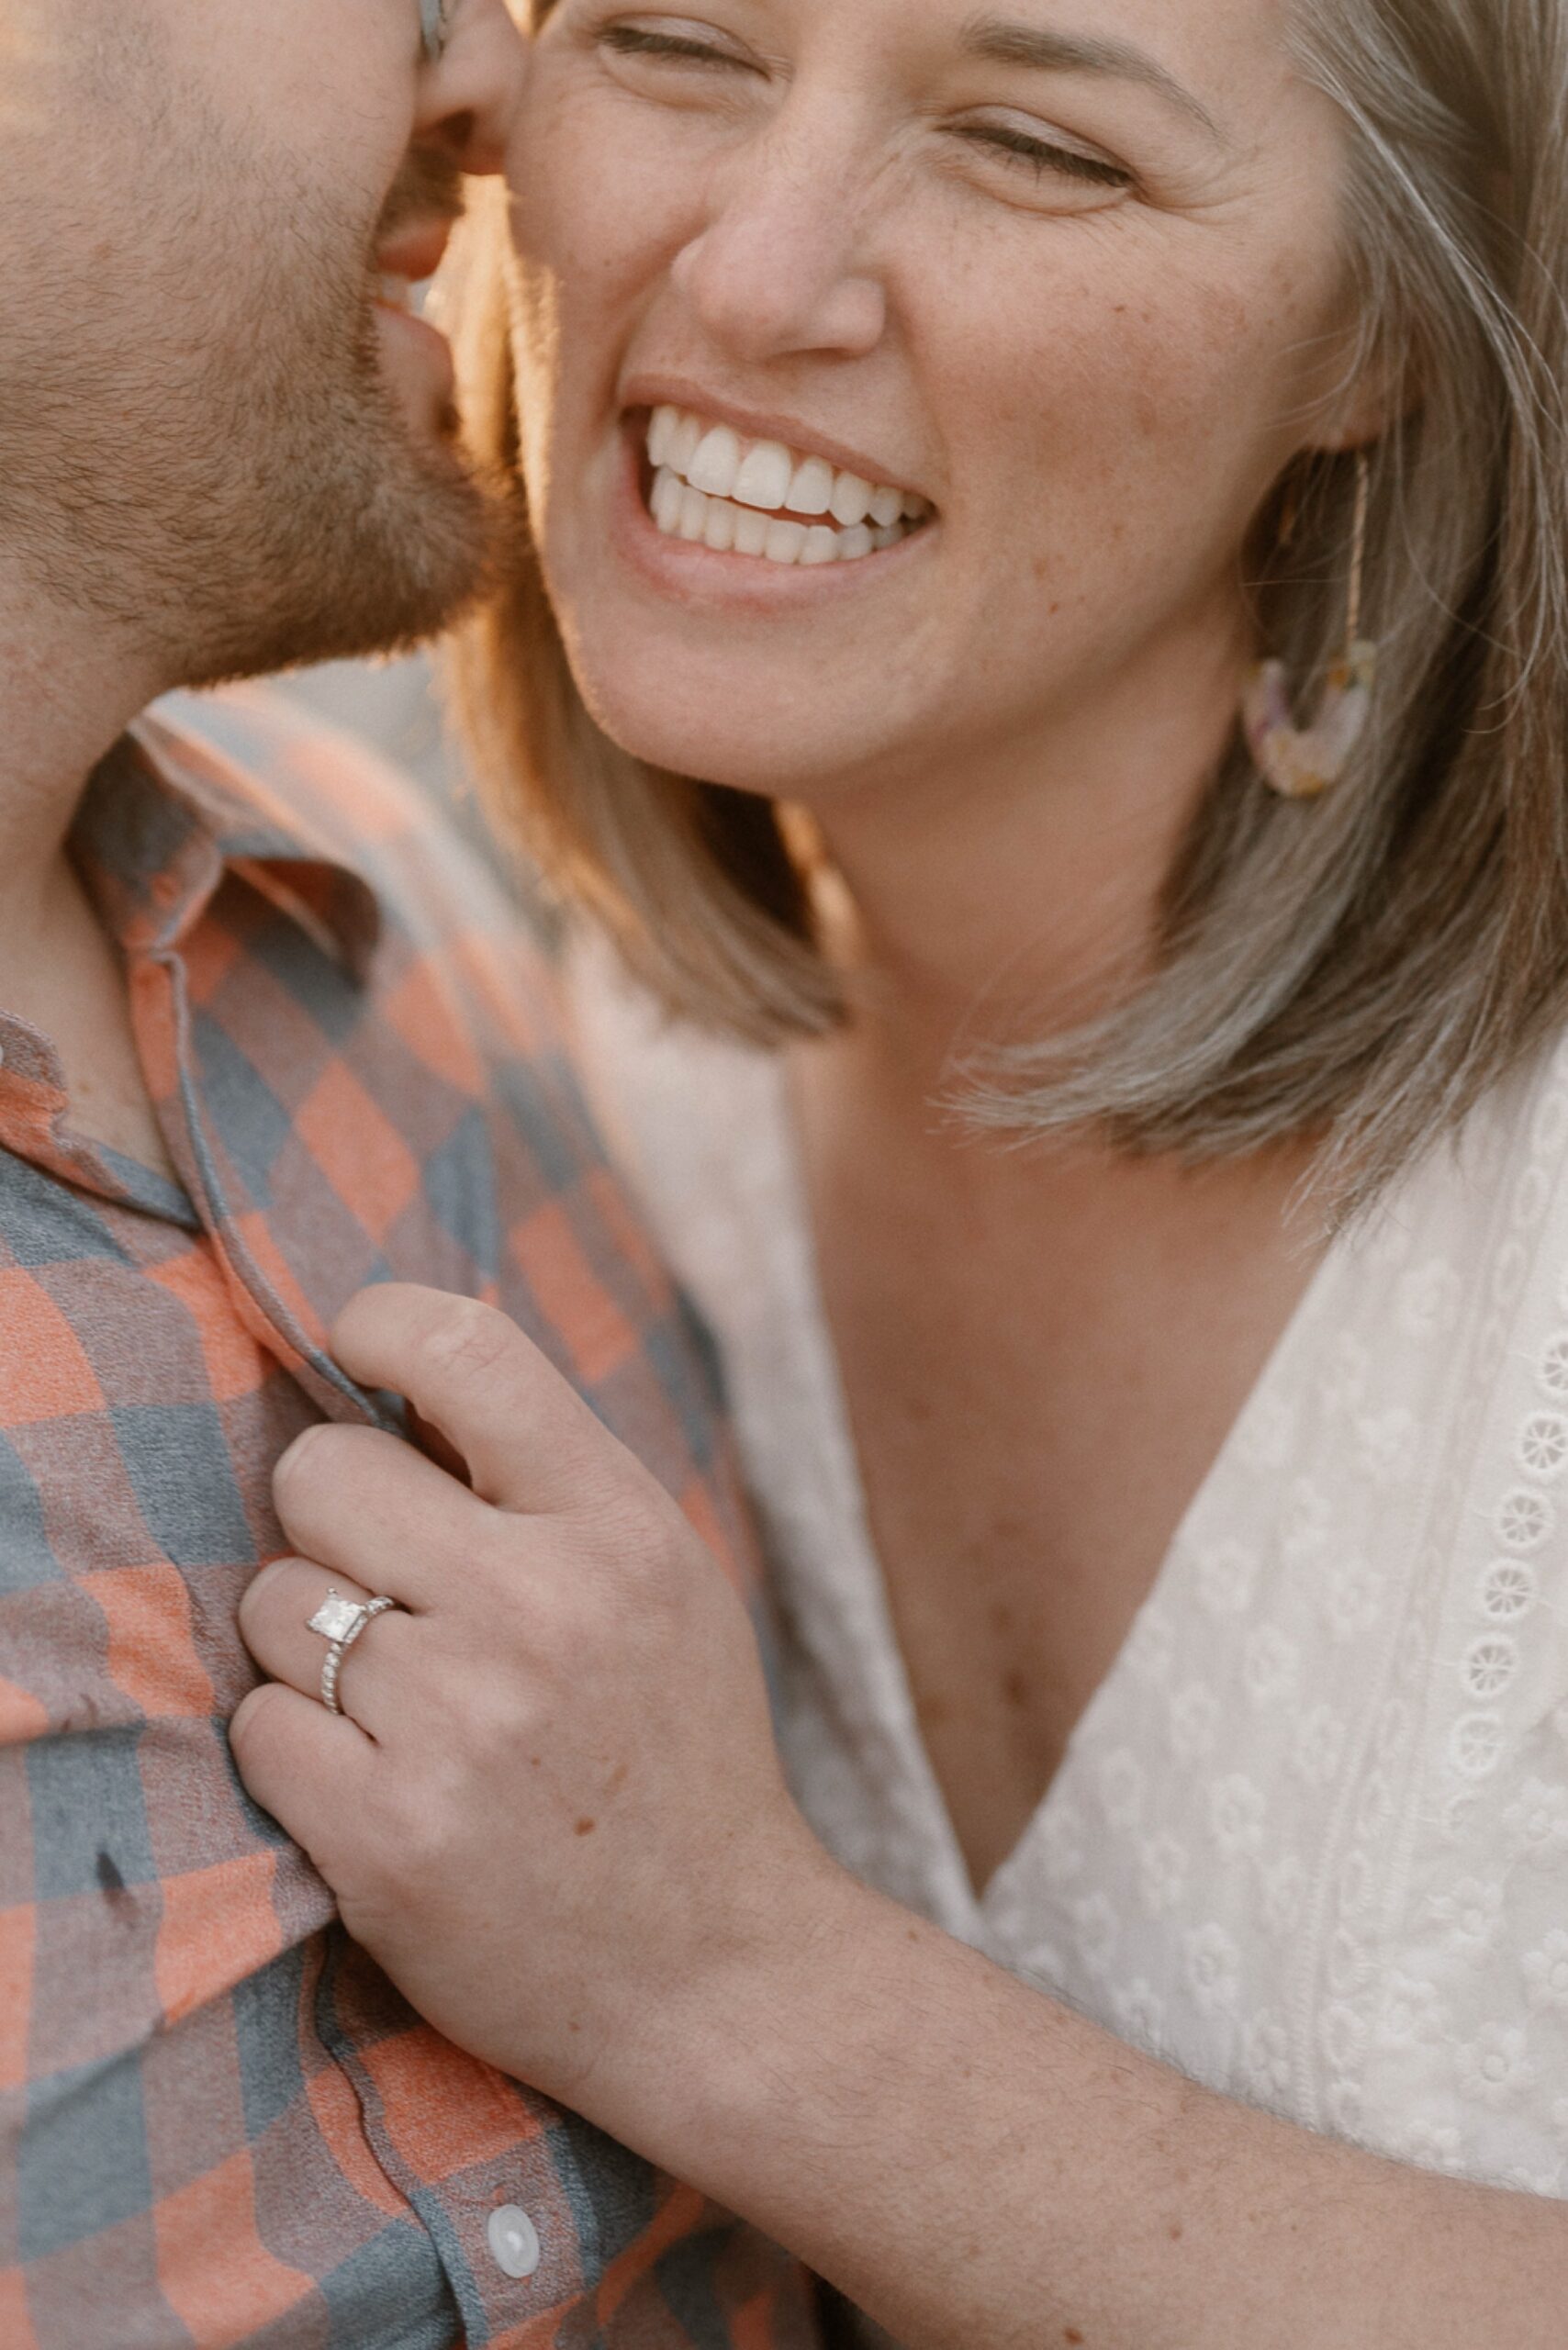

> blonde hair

[{"left": 450, "top": 0, "right": 1568, "bottom": 1206}]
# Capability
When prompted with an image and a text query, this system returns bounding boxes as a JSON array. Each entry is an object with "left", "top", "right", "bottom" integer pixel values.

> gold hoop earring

[{"left": 1244, "top": 449, "right": 1379, "bottom": 803}]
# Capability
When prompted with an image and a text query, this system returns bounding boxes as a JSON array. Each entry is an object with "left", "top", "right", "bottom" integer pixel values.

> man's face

[{"left": 0, "top": 0, "right": 525, "bottom": 687}]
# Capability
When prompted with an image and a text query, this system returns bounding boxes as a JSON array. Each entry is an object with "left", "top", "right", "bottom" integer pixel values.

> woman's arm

[
  {"left": 627, "top": 1863, "right": 1566, "bottom": 2350},
  {"left": 231, "top": 1287, "right": 1568, "bottom": 2350}
]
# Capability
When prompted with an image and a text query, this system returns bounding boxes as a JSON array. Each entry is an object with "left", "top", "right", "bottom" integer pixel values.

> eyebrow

[{"left": 958, "top": 14, "right": 1230, "bottom": 148}]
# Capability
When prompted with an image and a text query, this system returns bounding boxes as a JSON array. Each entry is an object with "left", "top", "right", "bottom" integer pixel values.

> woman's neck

[{"left": 814, "top": 601, "right": 1252, "bottom": 1102}]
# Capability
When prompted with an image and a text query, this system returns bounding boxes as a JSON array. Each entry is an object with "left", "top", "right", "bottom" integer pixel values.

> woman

[{"left": 234, "top": 0, "right": 1568, "bottom": 2340}]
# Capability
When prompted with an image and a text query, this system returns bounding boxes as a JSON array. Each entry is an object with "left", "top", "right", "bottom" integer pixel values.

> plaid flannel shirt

[{"left": 0, "top": 689, "right": 817, "bottom": 2350}]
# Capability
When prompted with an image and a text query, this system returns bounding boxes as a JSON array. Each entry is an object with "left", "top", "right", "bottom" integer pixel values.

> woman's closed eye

[
  {"left": 952, "top": 121, "right": 1134, "bottom": 196},
  {"left": 597, "top": 16, "right": 766, "bottom": 79}
]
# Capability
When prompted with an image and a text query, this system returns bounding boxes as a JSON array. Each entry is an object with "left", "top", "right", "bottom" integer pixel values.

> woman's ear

[{"left": 1309, "top": 319, "right": 1422, "bottom": 458}]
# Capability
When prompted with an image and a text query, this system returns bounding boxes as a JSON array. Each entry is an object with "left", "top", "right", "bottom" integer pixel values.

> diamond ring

[{"left": 307, "top": 1589, "right": 400, "bottom": 1717}]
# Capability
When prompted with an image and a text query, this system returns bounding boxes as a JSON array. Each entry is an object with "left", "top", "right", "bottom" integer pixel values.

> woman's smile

[
  {"left": 642, "top": 400, "right": 933, "bottom": 565},
  {"left": 608, "top": 392, "right": 939, "bottom": 611}
]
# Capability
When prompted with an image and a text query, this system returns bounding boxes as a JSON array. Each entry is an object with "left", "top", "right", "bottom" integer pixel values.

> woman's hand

[
  {"left": 229, "top": 1282, "right": 834, "bottom": 2127},
  {"left": 230, "top": 1291, "right": 1568, "bottom": 2350}
]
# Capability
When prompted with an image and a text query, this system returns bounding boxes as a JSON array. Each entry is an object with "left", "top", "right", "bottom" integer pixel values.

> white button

[{"left": 487, "top": 2204, "right": 543, "bottom": 2280}]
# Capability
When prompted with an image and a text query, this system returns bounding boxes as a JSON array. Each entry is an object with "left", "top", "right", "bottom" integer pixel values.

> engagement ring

[{"left": 307, "top": 1588, "right": 400, "bottom": 1717}]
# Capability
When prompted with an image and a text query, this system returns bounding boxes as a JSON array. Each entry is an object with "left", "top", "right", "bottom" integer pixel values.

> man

[{"left": 0, "top": 5, "right": 816, "bottom": 2344}]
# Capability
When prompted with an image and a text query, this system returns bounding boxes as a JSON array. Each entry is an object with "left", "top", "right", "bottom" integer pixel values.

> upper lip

[
  {"left": 375, "top": 218, "right": 458, "bottom": 283},
  {"left": 623, "top": 375, "right": 928, "bottom": 501}
]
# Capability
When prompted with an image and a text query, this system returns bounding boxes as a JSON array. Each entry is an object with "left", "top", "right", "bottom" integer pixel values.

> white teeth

[
  {"left": 648, "top": 405, "right": 680, "bottom": 469},
  {"left": 787, "top": 455, "right": 835, "bottom": 517},
  {"left": 765, "top": 519, "right": 809, "bottom": 565},
  {"left": 651, "top": 465, "right": 684, "bottom": 533},
  {"left": 830, "top": 473, "right": 874, "bottom": 528},
  {"left": 689, "top": 424, "right": 743, "bottom": 499},
  {"left": 378, "top": 274, "right": 414, "bottom": 310},
  {"left": 734, "top": 441, "right": 795, "bottom": 512},
  {"left": 644, "top": 405, "right": 934, "bottom": 564}
]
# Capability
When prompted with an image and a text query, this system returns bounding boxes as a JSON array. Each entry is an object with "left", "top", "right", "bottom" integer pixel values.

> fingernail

[{"left": 274, "top": 1423, "right": 330, "bottom": 1492}]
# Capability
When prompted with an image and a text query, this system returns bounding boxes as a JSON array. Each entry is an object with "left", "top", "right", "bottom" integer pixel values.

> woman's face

[{"left": 507, "top": 0, "right": 1361, "bottom": 805}]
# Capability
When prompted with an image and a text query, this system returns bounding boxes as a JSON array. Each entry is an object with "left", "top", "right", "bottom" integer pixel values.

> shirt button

[{"left": 487, "top": 2204, "right": 543, "bottom": 2280}]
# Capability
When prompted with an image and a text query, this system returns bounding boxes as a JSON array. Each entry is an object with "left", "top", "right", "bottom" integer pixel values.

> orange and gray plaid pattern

[{"left": 0, "top": 690, "right": 816, "bottom": 2350}]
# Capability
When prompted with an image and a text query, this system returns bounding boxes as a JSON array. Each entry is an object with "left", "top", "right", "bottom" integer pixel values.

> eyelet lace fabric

[{"left": 570, "top": 940, "right": 1568, "bottom": 2201}]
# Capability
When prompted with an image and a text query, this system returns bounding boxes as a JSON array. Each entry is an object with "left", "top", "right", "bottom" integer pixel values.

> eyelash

[
  {"left": 601, "top": 25, "right": 759, "bottom": 72},
  {"left": 956, "top": 126, "right": 1132, "bottom": 191},
  {"left": 598, "top": 27, "right": 1134, "bottom": 190}
]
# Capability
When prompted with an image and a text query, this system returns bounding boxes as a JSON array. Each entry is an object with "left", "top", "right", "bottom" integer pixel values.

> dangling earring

[{"left": 1244, "top": 449, "right": 1378, "bottom": 802}]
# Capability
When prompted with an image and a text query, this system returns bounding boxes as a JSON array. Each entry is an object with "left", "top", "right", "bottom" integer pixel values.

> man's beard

[{"left": 2, "top": 134, "right": 507, "bottom": 688}]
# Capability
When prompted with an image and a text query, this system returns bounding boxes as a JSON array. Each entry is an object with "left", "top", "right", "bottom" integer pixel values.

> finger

[
  {"left": 239, "top": 1558, "right": 417, "bottom": 1742},
  {"left": 272, "top": 1422, "right": 499, "bottom": 1604},
  {"left": 330, "top": 1284, "right": 648, "bottom": 1518},
  {"left": 230, "top": 1679, "right": 377, "bottom": 1869}
]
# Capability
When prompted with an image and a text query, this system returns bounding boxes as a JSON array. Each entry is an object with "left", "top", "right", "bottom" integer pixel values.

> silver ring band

[{"left": 308, "top": 1590, "right": 399, "bottom": 1716}]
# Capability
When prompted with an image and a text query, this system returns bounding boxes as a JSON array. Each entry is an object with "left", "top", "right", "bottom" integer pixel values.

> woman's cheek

[{"left": 516, "top": 63, "right": 724, "bottom": 292}]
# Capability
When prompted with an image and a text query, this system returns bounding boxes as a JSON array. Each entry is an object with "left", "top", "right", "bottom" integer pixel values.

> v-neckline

[{"left": 765, "top": 1058, "right": 1350, "bottom": 1922}]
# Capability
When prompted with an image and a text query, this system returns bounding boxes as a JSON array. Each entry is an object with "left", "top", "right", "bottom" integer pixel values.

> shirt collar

[{"left": 72, "top": 706, "right": 383, "bottom": 979}]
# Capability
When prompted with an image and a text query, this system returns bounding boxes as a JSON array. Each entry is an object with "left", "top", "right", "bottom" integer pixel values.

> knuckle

[
  {"left": 460, "top": 1680, "right": 534, "bottom": 1766},
  {"left": 392, "top": 1773, "right": 469, "bottom": 1877},
  {"left": 470, "top": 1507, "right": 527, "bottom": 1584},
  {"left": 598, "top": 1501, "right": 691, "bottom": 1615},
  {"left": 540, "top": 1551, "right": 660, "bottom": 1670},
  {"left": 418, "top": 1296, "right": 517, "bottom": 1389},
  {"left": 375, "top": 1775, "right": 432, "bottom": 1861},
  {"left": 588, "top": 1484, "right": 675, "bottom": 1570},
  {"left": 429, "top": 1295, "right": 508, "bottom": 1364}
]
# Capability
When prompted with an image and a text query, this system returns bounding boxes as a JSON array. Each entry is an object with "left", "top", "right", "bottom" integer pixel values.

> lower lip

[
  {"left": 374, "top": 299, "right": 458, "bottom": 410},
  {"left": 609, "top": 423, "right": 935, "bottom": 609}
]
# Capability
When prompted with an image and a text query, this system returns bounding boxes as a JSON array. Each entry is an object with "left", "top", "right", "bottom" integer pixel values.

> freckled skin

[{"left": 509, "top": 0, "right": 1364, "bottom": 816}]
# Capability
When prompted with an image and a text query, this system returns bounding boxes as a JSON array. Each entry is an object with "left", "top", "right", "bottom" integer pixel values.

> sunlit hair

[{"left": 449, "top": 0, "right": 1568, "bottom": 1208}]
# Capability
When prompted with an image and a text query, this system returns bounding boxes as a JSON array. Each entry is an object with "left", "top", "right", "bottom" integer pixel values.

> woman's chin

[
  {"left": 580, "top": 692, "right": 889, "bottom": 805},
  {"left": 564, "top": 645, "right": 880, "bottom": 801}
]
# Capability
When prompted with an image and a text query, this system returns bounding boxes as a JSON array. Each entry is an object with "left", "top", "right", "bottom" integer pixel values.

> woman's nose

[
  {"left": 415, "top": 0, "right": 528, "bottom": 177},
  {"left": 670, "top": 147, "right": 888, "bottom": 364}
]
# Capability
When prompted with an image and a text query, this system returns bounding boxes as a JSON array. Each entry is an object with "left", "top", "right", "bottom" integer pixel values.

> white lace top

[{"left": 570, "top": 948, "right": 1568, "bottom": 2201}]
